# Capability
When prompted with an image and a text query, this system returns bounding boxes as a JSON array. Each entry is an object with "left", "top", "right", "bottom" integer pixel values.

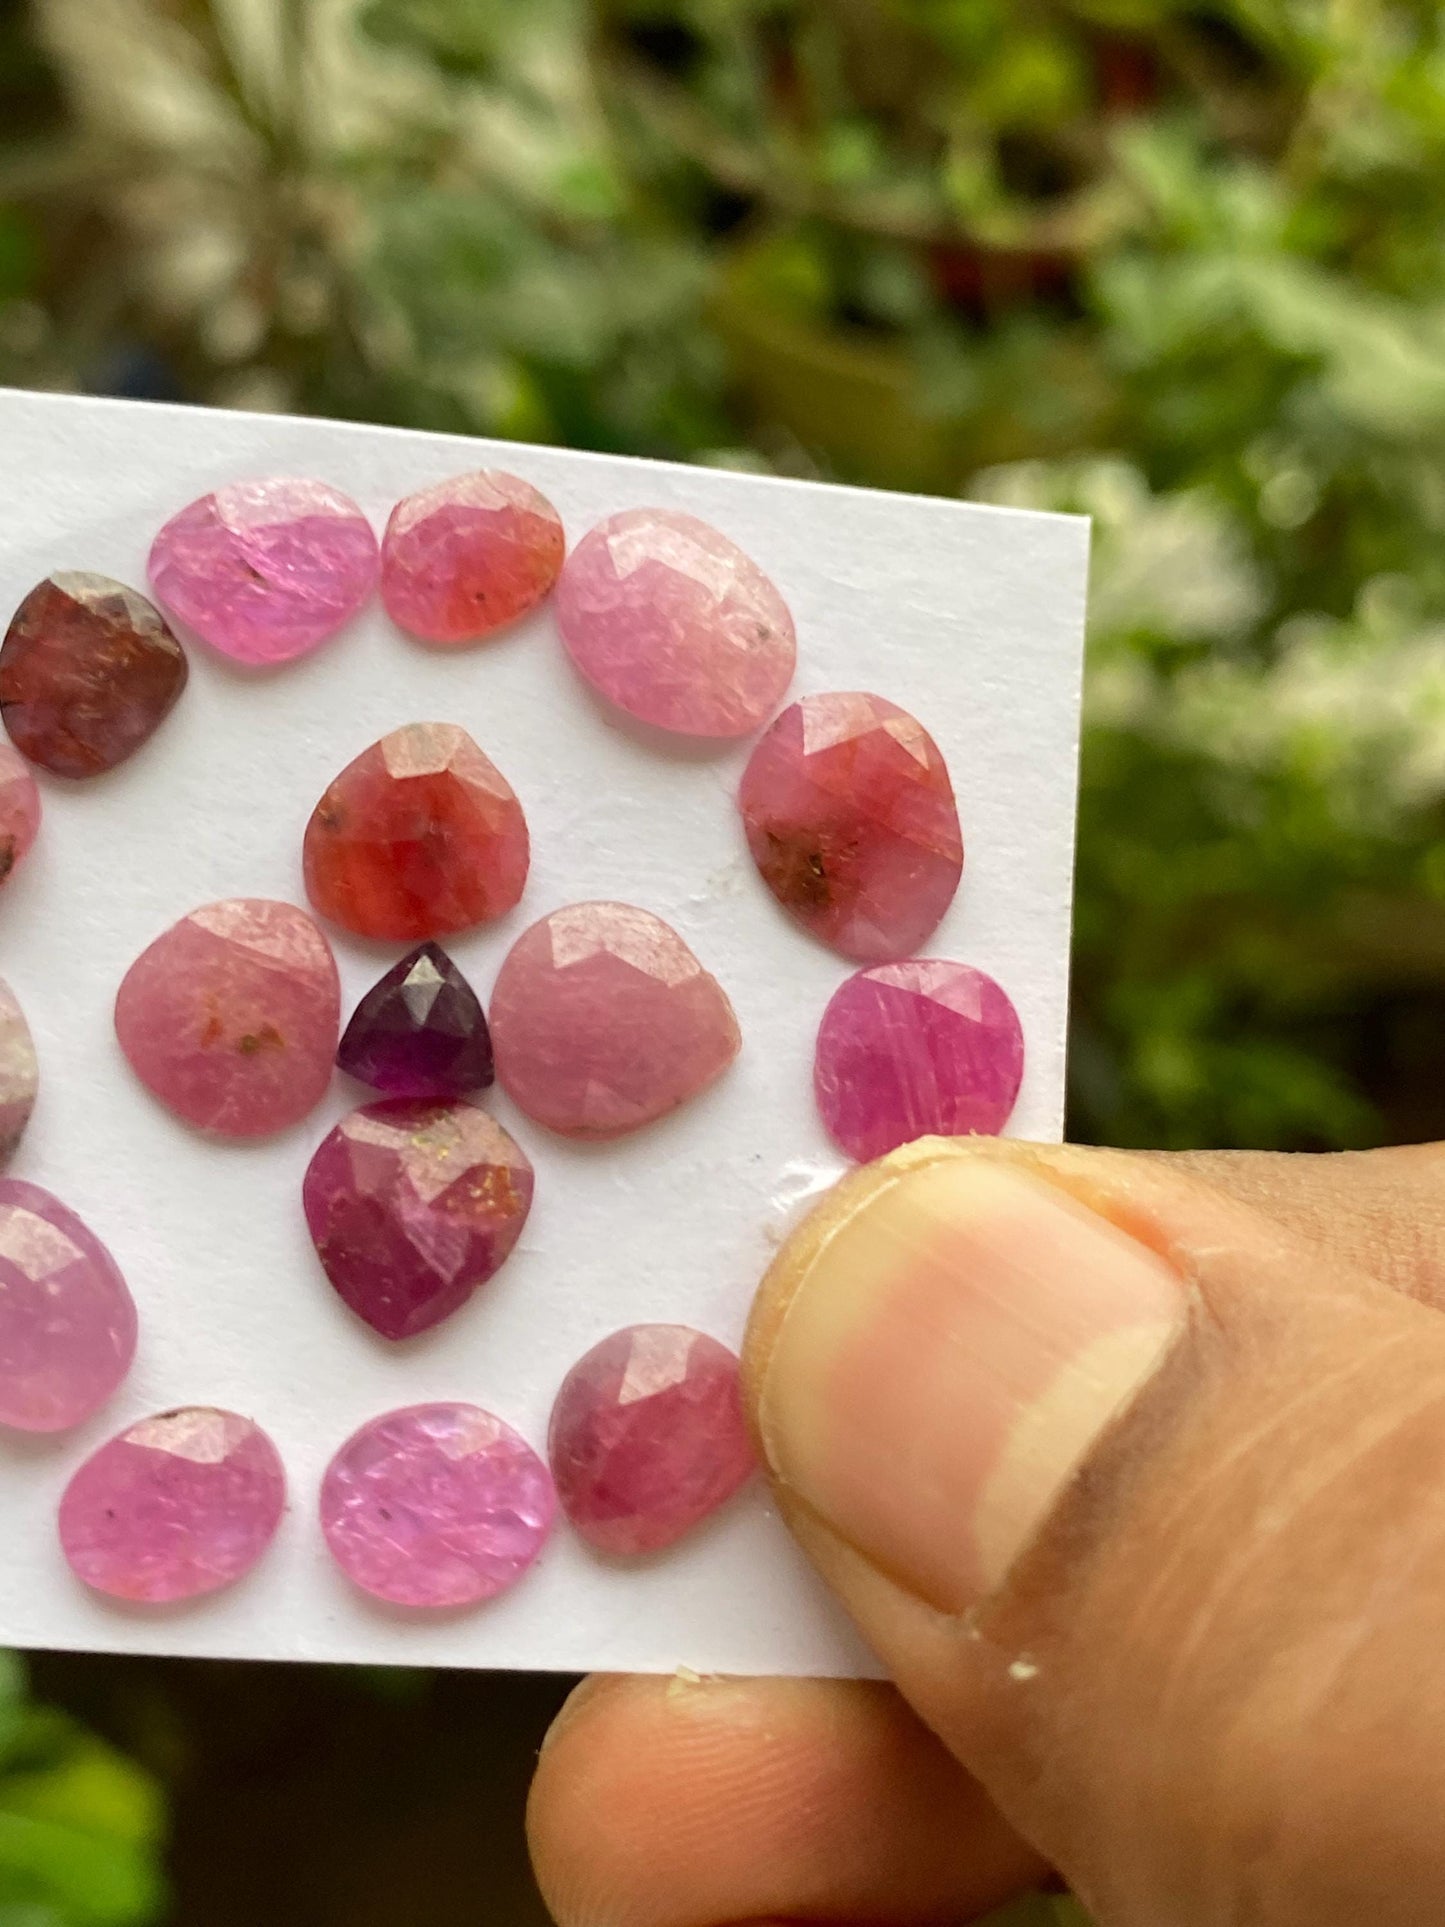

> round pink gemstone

[
  {"left": 115, "top": 899, "right": 341, "bottom": 1138},
  {"left": 321, "top": 1403, "right": 555, "bottom": 1607},
  {"left": 59, "top": 1408, "right": 285, "bottom": 1602},
  {"left": 303, "top": 1099, "right": 534, "bottom": 1340},
  {"left": 0, "top": 979, "right": 38, "bottom": 1160},
  {"left": 490, "top": 902, "right": 740, "bottom": 1139},
  {"left": 555, "top": 508, "right": 795, "bottom": 737},
  {"left": 381, "top": 470, "right": 565, "bottom": 645},
  {"left": 815, "top": 961, "right": 1024, "bottom": 1163},
  {"left": 0, "top": 741, "right": 38, "bottom": 884},
  {"left": 148, "top": 478, "right": 378, "bottom": 665},
  {"left": 0, "top": 1180, "right": 136, "bottom": 1433},
  {"left": 549, "top": 1326, "right": 755, "bottom": 1556},
  {"left": 739, "top": 693, "right": 964, "bottom": 962}
]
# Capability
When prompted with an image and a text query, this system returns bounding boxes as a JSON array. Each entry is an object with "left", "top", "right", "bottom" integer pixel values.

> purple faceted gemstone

[{"left": 336, "top": 942, "right": 493, "bottom": 1097}]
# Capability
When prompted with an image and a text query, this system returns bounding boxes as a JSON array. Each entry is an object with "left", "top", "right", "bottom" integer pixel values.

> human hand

[{"left": 528, "top": 1137, "right": 1445, "bottom": 1926}]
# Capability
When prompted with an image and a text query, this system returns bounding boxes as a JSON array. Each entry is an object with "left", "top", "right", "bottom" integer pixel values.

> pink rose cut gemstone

[
  {"left": 814, "top": 961, "right": 1024, "bottom": 1163},
  {"left": 0, "top": 742, "right": 39, "bottom": 883},
  {"left": 490, "top": 902, "right": 740, "bottom": 1138},
  {"left": 556, "top": 508, "right": 795, "bottom": 737},
  {"left": 321, "top": 1403, "right": 555, "bottom": 1607},
  {"left": 549, "top": 1326, "right": 755, "bottom": 1555},
  {"left": 59, "top": 1408, "right": 285, "bottom": 1602},
  {"left": 381, "top": 470, "right": 565, "bottom": 645},
  {"left": 303, "top": 1099, "right": 534, "bottom": 1340},
  {"left": 0, "top": 980, "right": 37, "bottom": 1161},
  {"left": 0, "top": 1180, "right": 136, "bottom": 1432},
  {"left": 148, "top": 478, "right": 378, "bottom": 665},
  {"left": 115, "top": 899, "right": 341, "bottom": 1138},
  {"left": 739, "top": 693, "right": 964, "bottom": 961}
]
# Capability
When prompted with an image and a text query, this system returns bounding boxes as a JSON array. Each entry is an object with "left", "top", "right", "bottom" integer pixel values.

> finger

[
  {"left": 527, "top": 1671, "right": 1045, "bottom": 1927},
  {"left": 748, "top": 1135, "right": 1445, "bottom": 1926}
]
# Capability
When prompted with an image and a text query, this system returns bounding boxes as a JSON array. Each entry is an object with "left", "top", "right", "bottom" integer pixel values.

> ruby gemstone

[
  {"left": 490, "top": 902, "right": 740, "bottom": 1139},
  {"left": 0, "top": 573, "right": 188, "bottom": 777},
  {"left": 814, "top": 961, "right": 1024, "bottom": 1163},
  {"left": 0, "top": 744, "right": 38, "bottom": 886},
  {"left": 0, "top": 1180, "right": 136, "bottom": 1433},
  {"left": 115, "top": 898, "right": 341, "bottom": 1138},
  {"left": 549, "top": 1325, "right": 755, "bottom": 1556},
  {"left": 381, "top": 470, "right": 565, "bottom": 645},
  {"left": 321, "top": 1403, "right": 554, "bottom": 1607},
  {"left": 739, "top": 692, "right": 964, "bottom": 962},
  {"left": 0, "top": 979, "right": 38, "bottom": 1160},
  {"left": 336, "top": 942, "right": 493, "bottom": 1097},
  {"left": 303, "top": 1099, "right": 534, "bottom": 1340},
  {"left": 556, "top": 508, "right": 795, "bottom": 737},
  {"left": 59, "top": 1408, "right": 286, "bottom": 1602},
  {"left": 303, "top": 724, "right": 529, "bottom": 941}
]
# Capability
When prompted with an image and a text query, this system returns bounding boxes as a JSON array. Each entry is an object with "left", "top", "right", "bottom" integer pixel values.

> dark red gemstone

[{"left": 336, "top": 943, "right": 494, "bottom": 1097}]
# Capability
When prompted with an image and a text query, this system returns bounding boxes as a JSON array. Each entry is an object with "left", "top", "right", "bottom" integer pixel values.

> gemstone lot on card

[
  {"left": 336, "top": 943, "right": 493, "bottom": 1097},
  {"left": 0, "top": 744, "right": 38, "bottom": 886},
  {"left": 321, "top": 1403, "right": 555, "bottom": 1607},
  {"left": 0, "top": 980, "right": 36, "bottom": 1160},
  {"left": 381, "top": 470, "right": 565, "bottom": 645},
  {"left": 59, "top": 1408, "right": 286, "bottom": 1603}
]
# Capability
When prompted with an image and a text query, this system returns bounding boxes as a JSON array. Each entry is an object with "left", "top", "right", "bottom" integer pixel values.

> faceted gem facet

[
  {"left": 490, "top": 902, "right": 740, "bottom": 1139},
  {"left": 814, "top": 961, "right": 1024, "bottom": 1163},
  {"left": 336, "top": 942, "right": 493, "bottom": 1096},
  {"left": 381, "top": 470, "right": 566, "bottom": 645},
  {"left": 148, "top": 479, "right": 378, "bottom": 665},
  {"left": 0, "top": 744, "right": 38, "bottom": 884},
  {"left": 555, "top": 508, "right": 795, "bottom": 737},
  {"left": 0, "top": 979, "right": 38, "bottom": 1160},
  {"left": 549, "top": 1325, "right": 755, "bottom": 1555},
  {"left": 0, "top": 1181, "right": 136, "bottom": 1433},
  {"left": 115, "top": 898, "right": 341, "bottom": 1138},
  {"left": 303, "top": 1099, "right": 534, "bottom": 1340},
  {"left": 739, "top": 693, "right": 964, "bottom": 962},
  {"left": 321, "top": 1402, "right": 554, "bottom": 1607},
  {"left": 304, "top": 724, "right": 529, "bottom": 941},
  {"left": 58, "top": 1408, "right": 285, "bottom": 1602},
  {"left": 0, "top": 573, "right": 188, "bottom": 776}
]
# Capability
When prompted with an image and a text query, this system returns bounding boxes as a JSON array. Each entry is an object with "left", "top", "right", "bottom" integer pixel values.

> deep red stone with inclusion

[
  {"left": 739, "top": 692, "right": 964, "bottom": 963},
  {"left": 304, "top": 724, "right": 529, "bottom": 941}
]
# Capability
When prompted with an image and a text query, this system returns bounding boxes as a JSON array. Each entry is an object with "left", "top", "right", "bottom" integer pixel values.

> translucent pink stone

[
  {"left": 0, "top": 979, "right": 38, "bottom": 1160},
  {"left": 321, "top": 1403, "right": 555, "bottom": 1607},
  {"left": 549, "top": 1326, "right": 755, "bottom": 1555},
  {"left": 303, "top": 1099, "right": 534, "bottom": 1340},
  {"left": 0, "top": 1180, "right": 136, "bottom": 1433},
  {"left": 381, "top": 470, "right": 565, "bottom": 645},
  {"left": 739, "top": 693, "right": 964, "bottom": 961},
  {"left": 0, "top": 742, "right": 39, "bottom": 883},
  {"left": 490, "top": 902, "right": 740, "bottom": 1139},
  {"left": 815, "top": 961, "right": 1024, "bottom": 1163},
  {"left": 115, "top": 899, "right": 341, "bottom": 1138},
  {"left": 555, "top": 508, "right": 795, "bottom": 737},
  {"left": 59, "top": 1408, "right": 285, "bottom": 1602},
  {"left": 148, "top": 478, "right": 378, "bottom": 665}
]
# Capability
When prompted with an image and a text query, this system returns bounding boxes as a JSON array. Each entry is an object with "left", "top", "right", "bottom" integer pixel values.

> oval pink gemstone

[
  {"left": 303, "top": 1099, "right": 534, "bottom": 1340},
  {"left": 815, "top": 961, "right": 1024, "bottom": 1163},
  {"left": 59, "top": 1408, "right": 285, "bottom": 1602},
  {"left": 555, "top": 508, "right": 795, "bottom": 737},
  {"left": 549, "top": 1326, "right": 755, "bottom": 1556},
  {"left": 0, "top": 979, "right": 38, "bottom": 1160},
  {"left": 115, "top": 899, "right": 341, "bottom": 1138},
  {"left": 321, "top": 1403, "right": 555, "bottom": 1607},
  {"left": 0, "top": 1180, "right": 136, "bottom": 1433},
  {"left": 381, "top": 470, "right": 565, "bottom": 645},
  {"left": 149, "top": 478, "right": 378, "bottom": 665},
  {"left": 0, "top": 741, "right": 39, "bottom": 884},
  {"left": 490, "top": 902, "right": 740, "bottom": 1139},
  {"left": 739, "top": 693, "right": 964, "bottom": 962}
]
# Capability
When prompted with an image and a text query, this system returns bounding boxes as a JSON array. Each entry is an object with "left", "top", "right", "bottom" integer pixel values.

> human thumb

[{"left": 746, "top": 1137, "right": 1445, "bottom": 1927}]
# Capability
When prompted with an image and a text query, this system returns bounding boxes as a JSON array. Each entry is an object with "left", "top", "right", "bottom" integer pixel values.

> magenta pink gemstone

[
  {"left": 549, "top": 1326, "right": 755, "bottom": 1556},
  {"left": 59, "top": 1408, "right": 285, "bottom": 1602},
  {"left": 814, "top": 961, "right": 1024, "bottom": 1163},
  {"left": 115, "top": 898, "right": 341, "bottom": 1138},
  {"left": 739, "top": 693, "right": 964, "bottom": 962},
  {"left": 490, "top": 902, "right": 740, "bottom": 1139},
  {"left": 0, "top": 979, "right": 37, "bottom": 1160},
  {"left": 303, "top": 1099, "right": 534, "bottom": 1340},
  {"left": 0, "top": 741, "right": 38, "bottom": 884},
  {"left": 0, "top": 1180, "right": 136, "bottom": 1433},
  {"left": 555, "top": 508, "right": 795, "bottom": 737},
  {"left": 381, "top": 470, "right": 566, "bottom": 645},
  {"left": 321, "top": 1403, "right": 554, "bottom": 1606},
  {"left": 148, "top": 478, "right": 378, "bottom": 665}
]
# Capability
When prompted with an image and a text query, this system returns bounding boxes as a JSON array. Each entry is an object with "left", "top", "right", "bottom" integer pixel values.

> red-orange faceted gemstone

[{"left": 303, "top": 723, "right": 529, "bottom": 941}]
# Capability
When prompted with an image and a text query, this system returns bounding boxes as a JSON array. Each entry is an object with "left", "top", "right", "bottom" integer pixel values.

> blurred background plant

[{"left": 4, "top": 0, "right": 1445, "bottom": 1917}]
